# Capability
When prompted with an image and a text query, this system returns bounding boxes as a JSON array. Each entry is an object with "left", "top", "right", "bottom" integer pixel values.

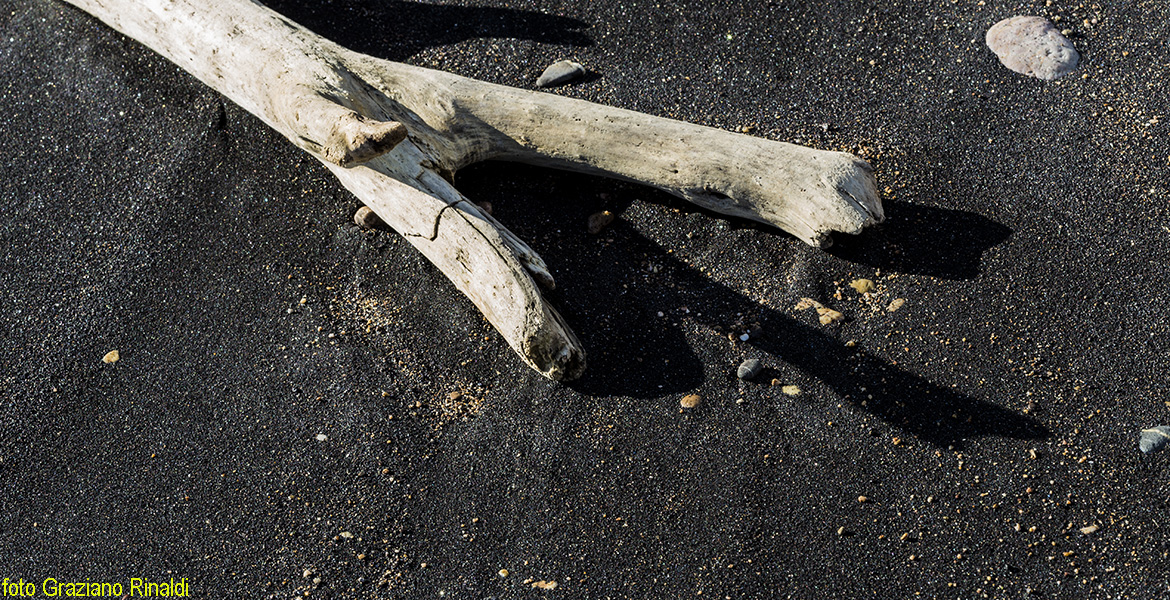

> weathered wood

[{"left": 59, "top": 0, "right": 883, "bottom": 380}]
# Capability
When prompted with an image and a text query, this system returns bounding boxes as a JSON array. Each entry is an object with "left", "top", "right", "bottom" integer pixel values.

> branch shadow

[
  {"left": 828, "top": 147, "right": 1013, "bottom": 281},
  {"left": 458, "top": 161, "right": 1047, "bottom": 449},
  {"left": 261, "top": 0, "right": 594, "bottom": 62},
  {"left": 828, "top": 199, "right": 1012, "bottom": 281}
]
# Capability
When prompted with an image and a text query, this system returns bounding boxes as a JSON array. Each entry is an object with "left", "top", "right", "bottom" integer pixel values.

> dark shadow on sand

[
  {"left": 261, "top": 0, "right": 593, "bottom": 61},
  {"left": 458, "top": 161, "right": 1046, "bottom": 449},
  {"left": 828, "top": 199, "right": 1012, "bottom": 281}
]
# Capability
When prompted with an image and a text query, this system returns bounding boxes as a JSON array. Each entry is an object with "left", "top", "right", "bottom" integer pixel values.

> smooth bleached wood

[{"left": 60, "top": 0, "right": 883, "bottom": 380}]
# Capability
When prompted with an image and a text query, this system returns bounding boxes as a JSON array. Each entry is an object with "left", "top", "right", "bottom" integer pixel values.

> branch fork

[{"left": 62, "top": 0, "right": 884, "bottom": 380}]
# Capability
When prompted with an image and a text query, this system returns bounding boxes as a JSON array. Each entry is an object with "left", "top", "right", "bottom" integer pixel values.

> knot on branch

[{"left": 323, "top": 112, "right": 408, "bottom": 167}]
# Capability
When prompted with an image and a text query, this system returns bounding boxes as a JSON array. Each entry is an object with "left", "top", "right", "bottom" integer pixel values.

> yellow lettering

[
  {"left": 131, "top": 578, "right": 143, "bottom": 595},
  {"left": 42, "top": 578, "right": 59, "bottom": 597}
]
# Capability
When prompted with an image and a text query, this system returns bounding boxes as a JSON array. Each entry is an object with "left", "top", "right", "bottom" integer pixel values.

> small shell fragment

[
  {"left": 102, "top": 350, "right": 120, "bottom": 364},
  {"left": 536, "top": 60, "right": 585, "bottom": 87},
  {"left": 849, "top": 278, "right": 875, "bottom": 294},
  {"left": 354, "top": 206, "right": 384, "bottom": 229},
  {"left": 587, "top": 211, "right": 614, "bottom": 234},
  {"left": 887, "top": 298, "right": 906, "bottom": 312},
  {"left": 781, "top": 385, "right": 801, "bottom": 396},
  {"left": 1079, "top": 524, "right": 1100, "bottom": 535}
]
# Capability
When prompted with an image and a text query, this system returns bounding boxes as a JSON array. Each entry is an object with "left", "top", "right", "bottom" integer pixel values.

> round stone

[
  {"left": 354, "top": 206, "right": 384, "bottom": 229},
  {"left": 680, "top": 394, "right": 702, "bottom": 409},
  {"left": 986, "top": 16, "right": 1079, "bottom": 80},
  {"left": 536, "top": 60, "right": 585, "bottom": 87},
  {"left": 737, "top": 359, "right": 762, "bottom": 380}
]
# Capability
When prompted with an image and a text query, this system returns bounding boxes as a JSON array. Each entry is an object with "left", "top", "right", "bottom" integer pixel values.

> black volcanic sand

[{"left": 3, "top": 0, "right": 1170, "bottom": 598}]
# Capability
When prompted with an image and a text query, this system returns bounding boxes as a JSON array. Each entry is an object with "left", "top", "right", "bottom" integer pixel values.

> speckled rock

[
  {"left": 737, "top": 358, "right": 762, "bottom": 380},
  {"left": 986, "top": 16, "right": 1079, "bottom": 80},
  {"left": 1139, "top": 426, "right": 1170, "bottom": 454}
]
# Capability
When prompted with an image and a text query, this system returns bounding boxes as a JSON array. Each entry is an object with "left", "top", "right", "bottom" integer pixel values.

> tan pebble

[
  {"left": 887, "top": 298, "right": 906, "bottom": 312},
  {"left": 849, "top": 278, "right": 875, "bottom": 294},
  {"left": 781, "top": 385, "right": 801, "bottom": 396},
  {"left": 858, "top": 495, "right": 869, "bottom": 503},
  {"left": 447, "top": 391, "right": 462, "bottom": 401},
  {"left": 680, "top": 394, "right": 702, "bottom": 409},
  {"left": 102, "top": 350, "right": 120, "bottom": 364},
  {"left": 845, "top": 340, "right": 857, "bottom": 347},
  {"left": 587, "top": 211, "right": 615, "bottom": 234},
  {"left": 498, "top": 569, "right": 509, "bottom": 578},
  {"left": 1079, "top": 524, "right": 1099, "bottom": 535},
  {"left": 354, "top": 206, "right": 384, "bottom": 229},
  {"left": 891, "top": 437, "right": 902, "bottom": 446},
  {"left": 770, "top": 378, "right": 781, "bottom": 386},
  {"left": 531, "top": 580, "right": 558, "bottom": 590},
  {"left": 357, "top": 553, "right": 366, "bottom": 560},
  {"left": 340, "top": 531, "right": 354, "bottom": 539},
  {"left": 836, "top": 526, "right": 847, "bottom": 536},
  {"left": 817, "top": 308, "right": 845, "bottom": 324}
]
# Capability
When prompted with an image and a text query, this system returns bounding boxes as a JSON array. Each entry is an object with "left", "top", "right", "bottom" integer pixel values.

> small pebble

[
  {"left": 1079, "top": 524, "right": 1100, "bottom": 535},
  {"left": 737, "top": 359, "right": 762, "bottom": 380},
  {"left": 587, "top": 211, "right": 614, "bottom": 234},
  {"left": 447, "top": 391, "right": 462, "bottom": 401},
  {"left": 886, "top": 298, "right": 906, "bottom": 312},
  {"left": 1139, "top": 426, "right": 1170, "bottom": 454},
  {"left": 680, "top": 394, "right": 702, "bottom": 409},
  {"left": 817, "top": 308, "right": 845, "bottom": 324},
  {"left": 315, "top": 434, "right": 328, "bottom": 442},
  {"left": 536, "top": 60, "right": 585, "bottom": 87},
  {"left": 531, "top": 580, "right": 558, "bottom": 590},
  {"left": 354, "top": 206, "right": 384, "bottom": 229},
  {"left": 858, "top": 495, "right": 869, "bottom": 503},
  {"left": 498, "top": 569, "right": 509, "bottom": 578},
  {"left": 986, "top": 16, "right": 1079, "bottom": 80},
  {"left": 340, "top": 531, "right": 354, "bottom": 539},
  {"left": 837, "top": 526, "right": 848, "bottom": 536},
  {"left": 781, "top": 385, "right": 801, "bottom": 396},
  {"left": 849, "top": 278, "right": 875, "bottom": 294},
  {"left": 102, "top": 350, "right": 120, "bottom": 364},
  {"left": 302, "top": 569, "right": 313, "bottom": 579}
]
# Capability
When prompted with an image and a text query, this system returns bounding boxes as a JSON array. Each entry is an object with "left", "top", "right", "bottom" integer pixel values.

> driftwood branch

[{"left": 60, "top": 0, "right": 884, "bottom": 380}]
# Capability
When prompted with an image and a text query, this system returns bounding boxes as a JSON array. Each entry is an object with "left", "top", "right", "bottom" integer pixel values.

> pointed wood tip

[{"left": 324, "top": 113, "right": 408, "bottom": 167}]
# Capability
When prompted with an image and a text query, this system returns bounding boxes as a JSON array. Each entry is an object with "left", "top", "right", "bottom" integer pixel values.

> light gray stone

[
  {"left": 536, "top": 60, "right": 585, "bottom": 87},
  {"left": 986, "top": 16, "right": 1079, "bottom": 80}
]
